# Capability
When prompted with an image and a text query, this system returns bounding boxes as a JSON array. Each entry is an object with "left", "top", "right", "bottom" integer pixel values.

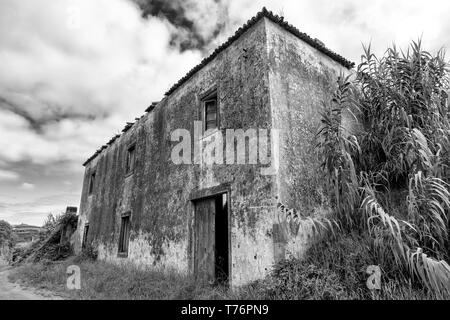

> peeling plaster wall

[{"left": 265, "top": 19, "right": 351, "bottom": 260}]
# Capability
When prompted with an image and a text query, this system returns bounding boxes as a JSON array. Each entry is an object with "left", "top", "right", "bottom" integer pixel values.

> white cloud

[
  {"left": 223, "top": 0, "right": 450, "bottom": 63},
  {"left": 0, "top": 169, "right": 19, "bottom": 182},
  {"left": 21, "top": 183, "right": 35, "bottom": 190},
  {"left": 0, "top": 0, "right": 202, "bottom": 166}
]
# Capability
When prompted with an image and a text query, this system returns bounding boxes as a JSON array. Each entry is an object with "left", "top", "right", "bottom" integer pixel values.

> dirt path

[{"left": 0, "top": 263, "right": 63, "bottom": 300}]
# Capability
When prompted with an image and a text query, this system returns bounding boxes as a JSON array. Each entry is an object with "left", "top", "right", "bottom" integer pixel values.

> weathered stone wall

[
  {"left": 76, "top": 18, "right": 278, "bottom": 286},
  {"left": 265, "top": 19, "right": 351, "bottom": 259},
  {"left": 75, "top": 16, "right": 352, "bottom": 287}
]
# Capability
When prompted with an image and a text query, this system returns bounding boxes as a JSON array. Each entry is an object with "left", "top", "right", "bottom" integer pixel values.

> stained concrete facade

[{"left": 74, "top": 8, "right": 352, "bottom": 287}]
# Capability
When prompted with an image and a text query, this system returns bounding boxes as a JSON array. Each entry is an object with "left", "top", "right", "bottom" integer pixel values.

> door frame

[{"left": 189, "top": 184, "right": 231, "bottom": 286}]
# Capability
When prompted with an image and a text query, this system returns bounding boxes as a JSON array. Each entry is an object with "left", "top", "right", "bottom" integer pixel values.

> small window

[
  {"left": 82, "top": 224, "right": 89, "bottom": 249},
  {"left": 126, "top": 145, "right": 136, "bottom": 175},
  {"left": 203, "top": 93, "right": 218, "bottom": 132},
  {"left": 118, "top": 214, "right": 131, "bottom": 255},
  {"left": 88, "top": 172, "right": 96, "bottom": 195}
]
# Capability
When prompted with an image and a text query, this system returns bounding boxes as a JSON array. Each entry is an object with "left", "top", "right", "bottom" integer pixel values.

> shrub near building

[{"left": 0, "top": 220, "right": 15, "bottom": 262}]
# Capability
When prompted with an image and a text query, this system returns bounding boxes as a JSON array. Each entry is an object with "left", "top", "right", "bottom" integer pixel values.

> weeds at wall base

[{"left": 8, "top": 232, "right": 436, "bottom": 300}]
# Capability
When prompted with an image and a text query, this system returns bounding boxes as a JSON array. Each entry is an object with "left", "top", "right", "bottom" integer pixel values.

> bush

[
  {"left": 305, "top": 233, "right": 376, "bottom": 298},
  {"left": 266, "top": 262, "right": 349, "bottom": 300},
  {"left": 0, "top": 220, "right": 15, "bottom": 261},
  {"left": 237, "top": 233, "right": 431, "bottom": 300},
  {"left": 316, "top": 40, "right": 450, "bottom": 297},
  {"left": 74, "top": 244, "right": 98, "bottom": 263},
  {"left": 39, "top": 242, "right": 73, "bottom": 261},
  {"left": 12, "top": 240, "right": 41, "bottom": 264},
  {"left": 12, "top": 211, "right": 78, "bottom": 264},
  {"left": 261, "top": 234, "right": 372, "bottom": 299}
]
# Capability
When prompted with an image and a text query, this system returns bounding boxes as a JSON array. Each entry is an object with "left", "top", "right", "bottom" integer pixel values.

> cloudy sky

[{"left": 1, "top": 0, "right": 449, "bottom": 226}]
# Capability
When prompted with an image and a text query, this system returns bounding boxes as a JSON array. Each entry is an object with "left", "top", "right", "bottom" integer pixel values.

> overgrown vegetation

[
  {"left": 0, "top": 220, "right": 14, "bottom": 246},
  {"left": 8, "top": 258, "right": 236, "bottom": 300},
  {"left": 0, "top": 220, "right": 15, "bottom": 261},
  {"left": 12, "top": 211, "right": 78, "bottom": 265},
  {"left": 73, "top": 243, "right": 98, "bottom": 263},
  {"left": 239, "top": 233, "right": 433, "bottom": 300},
  {"left": 10, "top": 232, "right": 433, "bottom": 300},
  {"left": 315, "top": 40, "right": 450, "bottom": 298}
]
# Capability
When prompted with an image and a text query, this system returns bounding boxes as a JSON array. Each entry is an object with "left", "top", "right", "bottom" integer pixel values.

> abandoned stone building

[{"left": 74, "top": 8, "right": 354, "bottom": 287}]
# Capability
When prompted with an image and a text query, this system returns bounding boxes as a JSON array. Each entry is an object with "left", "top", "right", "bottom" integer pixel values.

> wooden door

[{"left": 194, "top": 197, "right": 216, "bottom": 283}]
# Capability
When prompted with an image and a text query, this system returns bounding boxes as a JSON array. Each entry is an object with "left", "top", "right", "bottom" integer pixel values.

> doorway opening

[{"left": 193, "top": 192, "right": 229, "bottom": 286}]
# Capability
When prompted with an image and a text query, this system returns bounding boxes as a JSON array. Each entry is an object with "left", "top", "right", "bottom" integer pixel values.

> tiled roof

[
  {"left": 82, "top": 7, "right": 354, "bottom": 167},
  {"left": 164, "top": 7, "right": 354, "bottom": 96}
]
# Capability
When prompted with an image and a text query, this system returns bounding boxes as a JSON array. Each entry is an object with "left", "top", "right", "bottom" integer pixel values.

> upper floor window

[
  {"left": 203, "top": 92, "right": 218, "bottom": 132},
  {"left": 88, "top": 171, "right": 96, "bottom": 195},
  {"left": 126, "top": 144, "right": 136, "bottom": 175}
]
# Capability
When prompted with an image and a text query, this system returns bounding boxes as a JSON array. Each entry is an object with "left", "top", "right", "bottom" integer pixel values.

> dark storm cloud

[
  {"left": 131, "top": 0, "right": 228, "bottom": 51},
  {"left": 0, "top": 96, "right": 98, "bottom": 132},
  {"left": 0, "top": 96, "right": 41, "bottom": 131}
]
